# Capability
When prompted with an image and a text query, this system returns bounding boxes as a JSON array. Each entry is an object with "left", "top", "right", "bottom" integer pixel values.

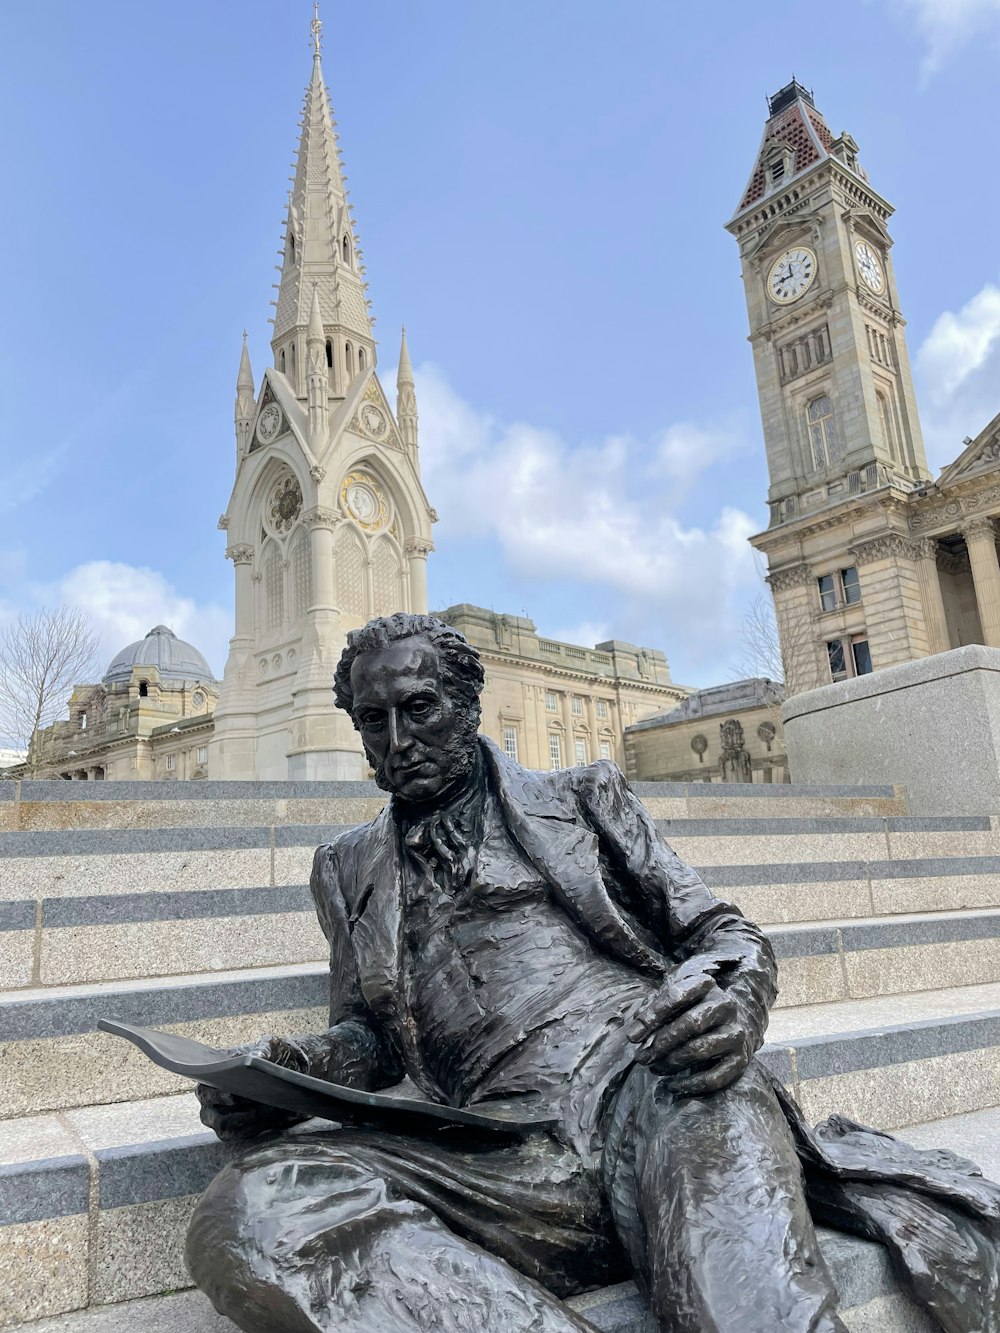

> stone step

[
  {"left": 0, "top": 779, "right": 907, "bottom": 831},
  {"left": 2, "top": 957, "right": 999, "bottom": 1124},
  {"left": 3, "top": 1091, "right": 994, "bottom": 1330}
]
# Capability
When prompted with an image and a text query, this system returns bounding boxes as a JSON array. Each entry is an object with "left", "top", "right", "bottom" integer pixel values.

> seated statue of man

[{"left": 188, "top": 613, "right": 1000, "bottom": 1333}]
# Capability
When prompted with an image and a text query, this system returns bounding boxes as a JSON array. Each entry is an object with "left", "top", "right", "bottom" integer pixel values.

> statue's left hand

[{"left": 625, "top": 965, "right": 753, "bottom": 1096}]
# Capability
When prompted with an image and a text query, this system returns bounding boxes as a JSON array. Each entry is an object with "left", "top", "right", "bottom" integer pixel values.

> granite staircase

[{"left": 2, "top": 777, "right": 1000, "bottom": 1332}]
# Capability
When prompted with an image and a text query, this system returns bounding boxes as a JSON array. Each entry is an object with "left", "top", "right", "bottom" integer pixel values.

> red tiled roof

[{"left": 739, "top": 101, "right": 830, "bottom": 212}]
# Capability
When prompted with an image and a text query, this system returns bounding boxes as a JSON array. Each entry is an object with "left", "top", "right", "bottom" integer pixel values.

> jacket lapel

[
  {"left": 349, "top": 807, "right": 404, "bottom": 1029},
  {"left": 483, "top": 739, "right": 666, "bottom": 978}
]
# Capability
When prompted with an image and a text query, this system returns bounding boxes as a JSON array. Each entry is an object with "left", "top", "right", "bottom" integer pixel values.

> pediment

[
  {"left": 746, "top": 212, "right": 826, "bottom": 262},
  {"left": 248, "top": 371, "right": 310, "bottom": 458},
  {"left": 321, "top": 368, "right": 403, "bottom": 468},
  {"left": 841, "top": 207, "right": 890, "bottom": 244},
  {"left": 938, "top": 411, "right": 1000, "bottom": 488}
]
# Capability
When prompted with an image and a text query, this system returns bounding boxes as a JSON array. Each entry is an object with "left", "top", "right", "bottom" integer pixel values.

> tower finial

[{"left": 311, "top": 1, "right": 322, "bottom": 57}]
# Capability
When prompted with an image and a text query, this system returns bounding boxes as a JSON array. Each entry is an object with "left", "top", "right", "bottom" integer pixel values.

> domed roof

[{"left": 103, "top": 625, "right": 214, "bottom": 687}]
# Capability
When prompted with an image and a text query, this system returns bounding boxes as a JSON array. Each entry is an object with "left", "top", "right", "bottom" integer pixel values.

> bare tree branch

[{"left": 0, "top": 607, "right": 99, "bottom": 775}]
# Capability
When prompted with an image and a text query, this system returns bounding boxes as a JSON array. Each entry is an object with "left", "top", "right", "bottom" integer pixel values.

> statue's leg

[
  {"left": 186, "top": 1134, "right": 602, "bottom": 1333},
  {"left": 605, "top": 1062, "right": 848, "bottom": 1333}
]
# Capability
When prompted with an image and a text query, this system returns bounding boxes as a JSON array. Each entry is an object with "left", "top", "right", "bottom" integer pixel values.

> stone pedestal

[{"left": 782, "top": 644, "right": 1000, "bottom": 815}]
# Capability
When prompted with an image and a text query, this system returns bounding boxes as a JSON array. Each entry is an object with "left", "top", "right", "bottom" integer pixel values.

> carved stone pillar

[
  {"left": 303, "top": 508, "right": 339, "bottom": 615},
  {"left": 561, "top": 692, "right": 574, "bottom": 766},
  {"left": 963, "top": 517, "right": 1000, "bottom": 648},
  {"left": 404, "top": 538, "right": 433, "bottom": 615},
  {"left": 915, "top": 538, "right": 951, "bottom": 655},
  {"left": 226, "top": 544, "right": 255, "bottom": 638}
]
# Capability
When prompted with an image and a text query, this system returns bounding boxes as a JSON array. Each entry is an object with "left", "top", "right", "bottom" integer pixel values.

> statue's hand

[
  {"left": 625, "top": 965, "right": 753, "bottom": 1096},
  {"left": 196, "top": 1035, "right": 309, "bottom": 1142}
]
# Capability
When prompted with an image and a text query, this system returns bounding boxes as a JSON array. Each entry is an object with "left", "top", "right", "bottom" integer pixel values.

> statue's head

[{"left": 334, "top": 613, "right": 485, "bottom": 804}]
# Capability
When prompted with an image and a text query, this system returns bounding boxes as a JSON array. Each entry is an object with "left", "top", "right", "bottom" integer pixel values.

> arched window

[
  {"left": 289, "top": 343, "right": 296, "bottom": 377},
  {"left": 291, "top": 528, "right": 312, "bottom": 620},
  {"left": 263, "top": 544, "right": 284, "bottom": 631},
  {"left": 877, "top": 390, "right": 897, "bottom": 462},
  {"left": 279, "top": 350, "right": 286, "bottom": 373},
  {"left": 372, "top": 538, "right": 401, "bottom": 617},
  {"left": 345, "top": 342, "right": 353, "bottom": 377},
  {"left": 336, "top": 525, "right": 367, "bottom": 619},
  {"left": 289, "top": 234, "right": 296, "bottom": 263},
  {"left": 806, "top": 394, "right": 843, "bottom": 470},
  {"left": 358, "top": 347, "right": 366, "bottom": 370},
  {"left": 342, "top": 235, "right": 351, "bottom": 265},
  {"left": 325, "top": 339, "right": 333, "bottom": 368},
  {"left": 138, "top": 680, "right": 149, "bottom": 698}
]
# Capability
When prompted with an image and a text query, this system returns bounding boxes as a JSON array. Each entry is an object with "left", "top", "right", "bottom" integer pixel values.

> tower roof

[
  {"left": 271, "top": 11, "right": 372, "bottom": 353},
  {"left": 733, "top": 82, "right": 839, "bottom": 218},
  {"left": 236, "top": 331, "right": 254, "bottom": 392},
  {"left": 397, "top": 325, "right": 414, "bottom": 388}
]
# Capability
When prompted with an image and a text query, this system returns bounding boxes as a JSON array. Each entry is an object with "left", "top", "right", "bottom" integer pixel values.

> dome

[{"left": 102, "top": 625, "right": 214, "bottom": 687}]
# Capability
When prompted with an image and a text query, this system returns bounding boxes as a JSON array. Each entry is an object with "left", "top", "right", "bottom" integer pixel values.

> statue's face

[{"left": 351, "top": 636, "right": 478, "bottom": 803}]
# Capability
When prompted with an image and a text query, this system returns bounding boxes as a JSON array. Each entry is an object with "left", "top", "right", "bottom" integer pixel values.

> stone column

[
  {"left": 585, "top": 696, "right": 598, "bottom": 761},
  {"left": 915, "top": 538, "right": 951, "bottom": 655},
  {"left": 534, "top": 688, "right": 549, "bottom": 769},
  {"left": 963, "top": 517, "right": 1000, "bottom": 648},
  {"left": 226, "top": 545, "right": 255, "bottom": 638},
  {"left": 561, "top": 691, "right": 574, "bottom": 766},
  {"left": 405, "top": 538, "right": 433, "bottom": 615},
  {"left": 305, "top": 510, "right": 338, "bottom": 615}
]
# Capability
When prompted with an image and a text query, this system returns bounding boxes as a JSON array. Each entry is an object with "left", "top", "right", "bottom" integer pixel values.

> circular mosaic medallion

[
  {"left": 267, "top": 474, "right": 303, "bottom": 535},
  {"left": 257, "top": 403, "right": 282, "bottom": 444},
  {"left": 360, "top": 403, "right": 387, "bottom": 438}
]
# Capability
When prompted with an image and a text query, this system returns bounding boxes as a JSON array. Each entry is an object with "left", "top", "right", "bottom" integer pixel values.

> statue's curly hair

[{"left": 333, "top": 613, "right": 485, "bottom": 721}]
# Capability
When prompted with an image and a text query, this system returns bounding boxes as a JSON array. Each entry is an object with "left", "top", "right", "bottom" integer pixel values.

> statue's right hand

[{"left": 196, "top": 1035, "right": 308, "bottom": 1142}]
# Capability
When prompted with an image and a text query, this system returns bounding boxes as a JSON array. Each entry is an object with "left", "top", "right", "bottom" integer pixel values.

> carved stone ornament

[
  {"left": 690, "top": 733, "right": 708, "bottom": 762},
  {"left": 267, "top": 474, "right": 303, "bottom": 535},
  {"left": 909, "top": 499, "right": 962, "bottom": 533},
  {"left": 226, "top": 544, "right": 254, "bottom": 565},
  {"left": 963, "top": 515, "right": 998, "bottom": 542},
  {"left": 360, "top": 403, "right": 388, "bottom": 438},
  {"left": 309, "top": 465, "right": 327, "bottom": 483},
  {"left": 302, "top": 506, "right": 340, "bottom": 530},
  {"left": 766, "top": 563, "right": 813, "bottom": 593},
  {"left": 403, "top": 537, "right": 434, "bottom": 558},
  {"left": 341, "top": 471, "right": 389, "bottom": 532},
  {"left": 850, "top": 533, "right": 922, "bottom": 566},
  {"left": 218, "top": 515, "right": 230, "bottom": 531},
  {"left": 757, "top": 721, "right": 777, "bottom": 750}
]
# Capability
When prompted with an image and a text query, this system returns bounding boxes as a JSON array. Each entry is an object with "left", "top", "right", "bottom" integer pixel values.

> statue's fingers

[
  {"left": 626, "top": 973, "right": 716, "bottom": 1042},
  {"left": 665, "top": 1052, "right": 748, "bottom": 1097},
  {"left": 634, "top": 991, "right": 735, "bottom": 1057},
  {"left": 195, "top": 1083, "right": 239, "bottom": 1109},
  {"left": 649, "top": 1024, "right": 742, "bottom": 1072}
]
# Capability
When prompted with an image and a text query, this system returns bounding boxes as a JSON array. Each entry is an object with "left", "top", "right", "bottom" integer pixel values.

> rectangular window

[
  {"left": 196, "top": 746, "right": 208, "bottom": 764},
  {"left": 545, "top": 691, "right": 557, "bottom": 712},
  {"left": 574, "top": 739, "right": 587, "bottom": 766},
  {"left": 599, "top": 741, "right": 613, "bottom": 760},
  {"left": 817, "top": 573, "right": 837, "bottom": 612},
  {"left": 502, "top": 726, "right": 518, "bottom": 762},
  {"left": 827, "top": 639, "right": 848, "bottom": 682},
  {"left": 571, "top": 696, "right": 583, "bottom": 716},
  {"left": 852, "top": 638, "right": 873, "bottom": 676},
  {"left": 596, "top": 699, "right": 608, "bottom": 719},
  {"left": 841, "top": 566, "right": 861, "bottom": 605},
  {"left": 165, "top": 754, "right": 176, "bottom": 772},
  {"left": 548, "top": 733, "right": 562, "bottom": 770}
]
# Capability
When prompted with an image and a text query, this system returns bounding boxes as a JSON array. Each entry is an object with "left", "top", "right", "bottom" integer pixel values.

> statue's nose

[{"left": 388, "top": 710, "right": 410, "bottom": 754}]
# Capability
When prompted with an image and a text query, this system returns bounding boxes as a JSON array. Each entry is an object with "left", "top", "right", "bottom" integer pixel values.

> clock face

[
  {"left": 855, "top": 240, "right": 885, "bottom": 294},
  {"left": 768, "top": 247, "right": 818, "bottom": 305},
  {"left": 257, "top": 403, "right": 282, "bottom": 443}
]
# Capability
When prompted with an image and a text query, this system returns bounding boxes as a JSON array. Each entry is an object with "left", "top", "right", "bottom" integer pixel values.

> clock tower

[
  {"left": 727, "top": 81, "right": 937, "bottom": 694},
  {"left": 211, "top": 11, "right": 436, "bottom": 780}
]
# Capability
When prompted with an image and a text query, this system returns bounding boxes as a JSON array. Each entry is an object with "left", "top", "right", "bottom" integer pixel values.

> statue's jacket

[{"left": 311, "top": 739, "right": 1000, "bottom": 1329}]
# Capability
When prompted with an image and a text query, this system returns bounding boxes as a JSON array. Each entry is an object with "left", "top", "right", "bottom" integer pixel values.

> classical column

[
  {"left": 914, "top": 538, "right": 951, "bottom": 655},
  {"left": 534, "top": 687, "right": 549, "bottom": 770},
  {"left": 303, "top": 508, "right": 339, "bottom": 615},
  {"left": 963, "top": 517, "right": 1000, "bottom": 647},
  {"left": 226, "top": 545, "right": 255, "bottom": 638},
  {"left": 561, "top": 691, "right": 574, "bottom": 766},
  {"left": 405, "top": 538, "right": 433, "bottom": 615}
]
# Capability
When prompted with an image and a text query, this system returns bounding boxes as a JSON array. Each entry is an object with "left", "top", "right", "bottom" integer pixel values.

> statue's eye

[{"left": 409, "top": 699, "right": 432, "bottom": 716}]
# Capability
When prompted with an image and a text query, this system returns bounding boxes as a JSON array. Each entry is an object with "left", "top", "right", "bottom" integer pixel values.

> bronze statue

[{"left": 188, "top": 613, "right": 1000, "bottom": 1332}]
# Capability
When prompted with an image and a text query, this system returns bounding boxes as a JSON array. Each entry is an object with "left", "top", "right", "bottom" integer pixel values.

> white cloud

[
  {"left": 887, "top": 0, "right": 1000, "bottom": 72},
  {"left": 548, "top": 619, "right": 612, "bottom": 649},
  {"left": 414, "top": 364, "right": 761, "bottom": 678},
  {"left": 917, "top": 284, "right": 1000, "bottom": 405},
  {"left": 0, "top": 560, "right": 231, "bottom": 682},
  {"left": 915, "top": 282, "right": 1000, "bottom": 469}
]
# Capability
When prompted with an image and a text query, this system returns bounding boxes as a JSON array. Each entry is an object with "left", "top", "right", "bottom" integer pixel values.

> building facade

[
  {"left": 438, "top": 605, "right": 687, "bottom": 771},
  {"left": 210, "top": 18, "right": 436, "bottom": 781},
  {"left": 623, "top": 679, "right": 787, "bottom": 785},
  {"left": 729, "top": 81, "right": 1000, "bottom": 696}
]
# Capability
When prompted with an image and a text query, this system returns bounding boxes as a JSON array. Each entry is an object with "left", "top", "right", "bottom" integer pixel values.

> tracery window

[
  {"left": 263, "top": 546, "right": 284, "bottom": 630},
  {"left": 372, "top": 539, "right": 401, "bottom": 618},
  {"left": 806, "top": 394, "right": 843, "bottom": 470},
  {"left": 336, "top": 526, "right": 366, "bottom": 619},
  {"left": 291, "top": 528, "right": 312, "bottom": 619}
]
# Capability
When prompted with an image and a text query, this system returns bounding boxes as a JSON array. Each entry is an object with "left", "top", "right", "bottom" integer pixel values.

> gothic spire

[
  {"left": 270, "top": 10, "right": 373, "bottom": 383},
  {"left": 396, "top": 325, "right": 418, "bottom": 451},
  {"left": 234, "top": 332, "right": 255, "bottom": 458}
]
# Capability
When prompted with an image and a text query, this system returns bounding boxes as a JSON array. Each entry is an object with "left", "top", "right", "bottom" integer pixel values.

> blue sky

[{"left": 3, "top": 0, "right": 1000, "bottom": 696}]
